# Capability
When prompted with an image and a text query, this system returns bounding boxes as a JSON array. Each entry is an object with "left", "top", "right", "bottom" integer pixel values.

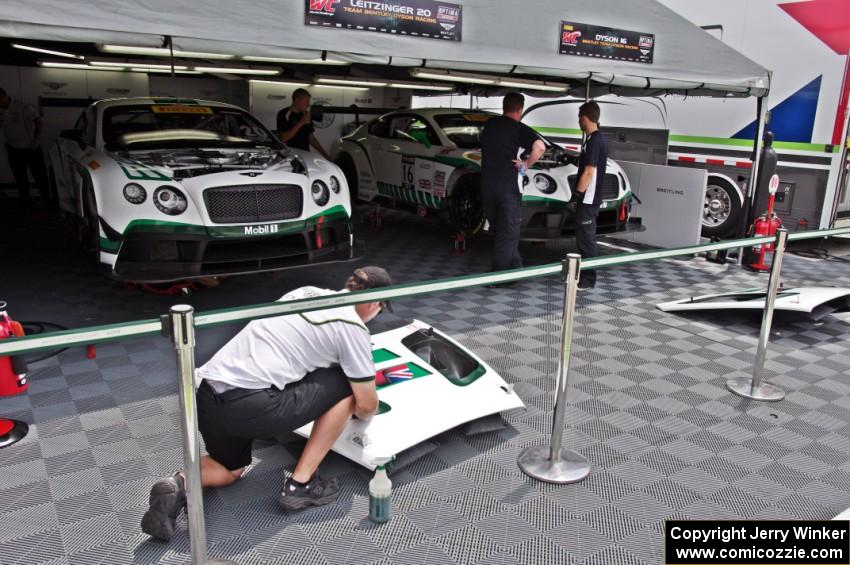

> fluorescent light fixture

[
  {"left": 410, "top": 69, "right": 497, "bottom": 85},
  {"left": 497, "top": 79, "right": 568, "bottom": 92},
  {"left": 99, "top": 44, "right": 234, "bottom": 59},
  {"left": 243, "top": 56, "right": 349, "bottom": 66},
  {"left": 38, "top": 61, "right": 94, "bottom": 70},
  {"left": 13, "top": 43, "right": 84, "bottom": 60},
  {"left": 310, "top": 84, "right": 369, "bottom": 91},
  {"left": 193, "top": 66, "right": 279, "bottom": 75},
  {"left": 249, "top": 79, "right": 311, "bottom": 87},
  {"left": 90, "top": 61, "right": 189, "bottom": 70},
  {"left": 316, "top": 76, "right": 387, "bottom": 87},
  {"left": 131, "top": 68, "right": 203, "bottom": 74},
  {"left": 388, "top": 81, "right": 454, "bottom": 91}
]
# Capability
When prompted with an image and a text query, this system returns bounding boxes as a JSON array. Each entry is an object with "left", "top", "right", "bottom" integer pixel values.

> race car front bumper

[
  {"left": 519, "top": 197, "right": 636, "bottom": 240},
  {"left": 100, "top": 216, "right": 360, "bottom": 283}
]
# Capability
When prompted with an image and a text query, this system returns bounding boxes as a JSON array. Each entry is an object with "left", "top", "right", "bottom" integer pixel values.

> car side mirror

[{"left": 60, "top": 129, "right": 84, "bottom": 146}]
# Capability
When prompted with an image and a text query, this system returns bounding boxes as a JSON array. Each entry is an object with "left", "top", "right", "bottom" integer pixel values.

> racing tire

[
  {"left": 702, "top": 177, "right": 742, "bottom": 238},
  {"left": 449, "top": 177, "right": 485, "bottom": 236}
]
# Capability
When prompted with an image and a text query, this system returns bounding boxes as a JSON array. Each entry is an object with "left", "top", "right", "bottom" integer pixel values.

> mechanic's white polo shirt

[{"left": 197, "top": 286, "right": 374, "bottom": 391}]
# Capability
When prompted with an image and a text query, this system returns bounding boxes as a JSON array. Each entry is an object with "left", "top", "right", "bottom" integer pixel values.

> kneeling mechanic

[{"left": 141, "top": 266, "right": 394, "bottom": 541}]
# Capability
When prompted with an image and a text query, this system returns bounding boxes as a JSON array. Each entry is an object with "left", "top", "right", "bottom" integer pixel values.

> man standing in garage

[
  {"left": 574, "top": 101, "right": 608, "bottom": 290},
  {"left": 277, "top": 88, "right": 332, "bottom": 160},
  {"left": 480, "top": 92, "right": 546, "bottom": 275},
  {"left": 0, "top": 87, "right": 48, "bottom": 207},
  {"left": 141, "top": 267, "right": 393, "bottom": 542}
]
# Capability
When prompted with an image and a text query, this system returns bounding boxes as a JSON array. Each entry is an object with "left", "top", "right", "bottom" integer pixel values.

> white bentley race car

[
  {"left": 49, "top": 97, "right": 356, "bottom": 282},
  {"left": 334, "top": 108, "right": 633, "bottom": 238}
]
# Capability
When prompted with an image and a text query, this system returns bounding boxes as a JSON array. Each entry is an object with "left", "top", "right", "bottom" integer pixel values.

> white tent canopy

[{"left": 0, "top": 0, "right": 770, "bottom": 98}]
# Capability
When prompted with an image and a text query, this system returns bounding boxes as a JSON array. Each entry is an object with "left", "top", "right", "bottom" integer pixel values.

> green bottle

[{"left": 368, "top": 464, "right": 392, "bottom": 523}]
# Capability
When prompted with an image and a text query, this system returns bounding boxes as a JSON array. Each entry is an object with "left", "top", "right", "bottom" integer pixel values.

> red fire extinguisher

[
  {"left": 748, "top": 175, "right": 783, "bottom": 272},
  {"left": 0, "top": 301, "right": 28, "bottom": 397}
]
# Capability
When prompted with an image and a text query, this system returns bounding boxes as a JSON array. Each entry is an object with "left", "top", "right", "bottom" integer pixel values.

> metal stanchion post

[
  {"left": 166, "top": 305, "right": 238, "bottom": 565},
  {"left": 726, "top": 228, "right": 788, "bottom": 402},
  {"left": 518, "top": 254, "right": 591, "bottom": 484}
]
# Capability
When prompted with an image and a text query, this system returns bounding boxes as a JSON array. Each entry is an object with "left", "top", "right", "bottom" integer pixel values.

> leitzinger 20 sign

[
  {"left": 305, "top": 0, "right": 462, "bottom": 41},
  {"left": 559, "top": 21, "right": 654, "bottom": 64}
]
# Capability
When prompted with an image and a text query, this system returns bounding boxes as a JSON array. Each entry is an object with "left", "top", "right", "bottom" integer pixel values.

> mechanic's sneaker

[
  {"left": 278, "top": 475, "right": 341, "bottom": 511},
  {"left": 141, "top": 474, "right": 186, "bottom": 541}
]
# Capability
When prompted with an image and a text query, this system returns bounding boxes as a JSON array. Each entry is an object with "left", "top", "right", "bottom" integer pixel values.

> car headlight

[
  {"left": 123, "top": 183, "right": 147, "bottom": 204},
  {"left": 311, "top": 180, "right": 330, "bottom": 206},
  {"left": 329, "top": 176, "right": 341, "bottom": 194},
  {"left": 533, "top": 173, "right": 557, "bottom": 194},
  {"left": 153, "top": 186, "right": 188, "bottom": 215}
]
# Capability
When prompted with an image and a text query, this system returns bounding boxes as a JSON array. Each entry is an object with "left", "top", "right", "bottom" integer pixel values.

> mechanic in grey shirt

[
  {"left": 142, "top": 267, "right": 394, "bottom": 542},
  {"left": 0, "top": 87, "right": 48, "bottom": 206}
]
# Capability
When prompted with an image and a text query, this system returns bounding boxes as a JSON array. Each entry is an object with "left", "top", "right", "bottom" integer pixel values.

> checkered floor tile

[{"left": 2, "top": 203, "right": 850, "bottom": 564}]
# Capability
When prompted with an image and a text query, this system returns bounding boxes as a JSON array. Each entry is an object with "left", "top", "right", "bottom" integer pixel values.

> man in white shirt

[
  {"left": 142, "top": 266, "right": 393, "bottom": 541},
  {"left": 0, "top": 88, "right": 47, "bottom": 205}
]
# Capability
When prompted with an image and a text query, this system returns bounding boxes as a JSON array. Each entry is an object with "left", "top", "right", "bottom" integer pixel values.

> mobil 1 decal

[
  {"left": 559, "top": 21, "right": 654, "bottom": 64},
  {"left": 305, "top": 0, "right": 462, "bottom": 41}
]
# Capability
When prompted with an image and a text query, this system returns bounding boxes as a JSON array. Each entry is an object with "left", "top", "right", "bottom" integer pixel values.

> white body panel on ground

[
  {"left": 294, "top": 320, "right": 525, "bottom": 470},
  {"left": 657, "top": 287, "right": 850, "bottom": 315}
]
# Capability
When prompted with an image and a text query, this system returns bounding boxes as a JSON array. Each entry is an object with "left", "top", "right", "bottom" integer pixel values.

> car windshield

[
  {"left": 434, "top": 113, "right": 496, "bottom": 149},
  {"left": 102, "top": 104, "right": 280, "bottom": 150}
]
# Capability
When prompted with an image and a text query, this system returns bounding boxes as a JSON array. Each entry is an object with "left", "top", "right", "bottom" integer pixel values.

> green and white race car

[
  {"left": 333, "top": 108, "right": 633, "bottom": 238},
  {"left": 49, "top": 97, "right": 356, "bottom": 282}
]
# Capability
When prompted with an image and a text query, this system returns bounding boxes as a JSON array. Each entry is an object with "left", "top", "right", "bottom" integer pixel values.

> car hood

[{"left": 108, "top": 146, "right": 308, "bottom": 181}]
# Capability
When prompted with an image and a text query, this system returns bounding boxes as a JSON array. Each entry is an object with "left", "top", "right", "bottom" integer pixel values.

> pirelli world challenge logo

[{"left": 305, "top": 0, "right": 462, "bottom": 41}]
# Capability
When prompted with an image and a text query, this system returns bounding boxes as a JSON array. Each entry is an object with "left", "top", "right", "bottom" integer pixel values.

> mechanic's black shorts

[{"left": 197, "top": 366, "right": 353, "bottom": 471}]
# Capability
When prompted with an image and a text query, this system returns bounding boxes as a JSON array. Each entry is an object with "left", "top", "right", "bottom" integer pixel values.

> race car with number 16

[{"left": 334, "top": 108, "right": 633, "bottom": 238}]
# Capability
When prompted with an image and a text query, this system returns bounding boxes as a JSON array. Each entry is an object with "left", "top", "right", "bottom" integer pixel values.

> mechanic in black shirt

[
  {"left": 574, "top": 101, "right": 608, "bottom": 290},
  {"left": 480, "top": 92, "right": 545, "bottom": 273},
  {"left": 277, "top": 88, "right": 331, "bottom": 159}
]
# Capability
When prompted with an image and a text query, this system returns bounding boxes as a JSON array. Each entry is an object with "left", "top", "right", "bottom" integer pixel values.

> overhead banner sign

[
  {"left": 559, "top": 21, "right": 654, "bottom": 64},
  {"left": 305, "top": 0, "right": 462, "bottom": 41}
]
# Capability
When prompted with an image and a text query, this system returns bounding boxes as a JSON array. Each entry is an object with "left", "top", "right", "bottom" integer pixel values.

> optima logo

[{"left": 244, "top": 224, "right": 279, "bottom": 235}]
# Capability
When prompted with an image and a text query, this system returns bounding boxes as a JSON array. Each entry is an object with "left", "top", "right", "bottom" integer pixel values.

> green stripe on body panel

[
  {"left": 376, "top": 182, "right": 443, "bottom": 209},
  {"left": 532, "top": 126, "right": 837, "bottom": 153},
  {"left": 372, "top": 348, "right": 400, "bottom": 363},
  {"left": 121, "top": 205, "right": 349, "bottom": 238},
  {"left": 98, "top": 237, "right": 120, "bottom": 253},
  {"left": 522, "top": 195, "right": 569, "bottom": 208},
  {"left": 118, "top": 164, "right": 171, "bottom": 181}
]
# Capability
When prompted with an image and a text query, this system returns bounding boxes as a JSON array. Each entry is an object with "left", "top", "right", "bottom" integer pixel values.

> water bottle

[
  {"left": 518, "top": 163, "right": 527, "bottom": 177},
  {"left": 368, "top": 463, "right": 392, "bottom": 523}
]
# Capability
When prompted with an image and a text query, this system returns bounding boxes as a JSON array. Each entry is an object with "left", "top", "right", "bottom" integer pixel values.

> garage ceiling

[{"left": 0, "top": 0, "right": 771, "bottom": 98}]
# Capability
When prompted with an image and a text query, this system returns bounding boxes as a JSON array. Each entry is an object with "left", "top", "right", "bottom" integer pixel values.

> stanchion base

[
  {"left": 726, "top": 378, "right": 785, "bottom": 402},
  {"left": 518, "top": 445, "right": 591, "bottom": 484},
  {"left": 0, "top": 419, "right": 29, "bottom": 449}
]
